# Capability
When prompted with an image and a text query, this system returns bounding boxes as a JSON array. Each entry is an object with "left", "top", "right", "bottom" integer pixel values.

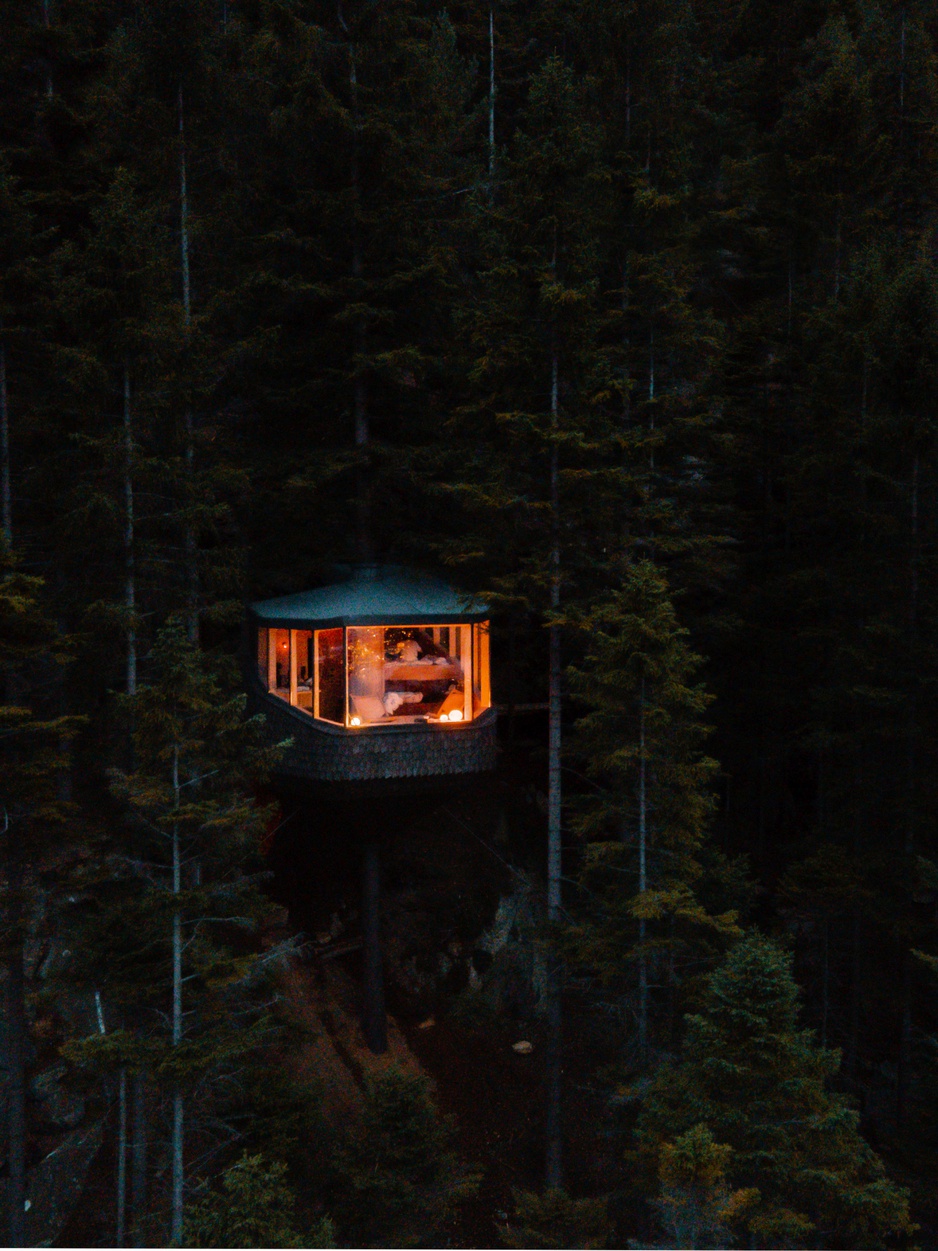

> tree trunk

[
  {"left": 347, "top": 43, "right": 372, "bottom": 562},
  {"left": 6, "top": 848, "right": 26, "bottom": 1248},
  {"left": 361, "top": 839, "right": 387, "bottom": 1053},
  {"left": 0, "top": 339, "right": 11, "bottom": 547},
  {"left": 116, "top": 1068, "right": 127, "bottom": 1247},
  {"left": 123, "top": 365, "right": 136, "bottom": 702},
  {"left": 545, "top": 620, "right": 563, "bottom": 1191},
  {"left": 897, "top": 458, "right": 919, "bottom": 1124},
  {"left": 178, "top": 87, "right": 198, "bottom": 644},
  {"left": 637, "top": 677, "right": 648, "bottom": 1062},
  {"left": 820, "top": 918, "right": 829, "bottom": 1050},
  {"left": 621, "top": 258, "right": 630, "bottom": 429},
  {"left": 130, "top": 1073, "right": 148, "bottom": 1247},
  {"left": 488, "top": 11, "right": 496, "bottom": 191},
  {"left": 846, "top": 908, "right": 861, "bottom": 1083},
  {"left": 41, "top": 0, "right": 53, "bottom": 98},
  {"left": 171, "top": 747, "right": 184, "bottom": 1245},
  {"left": 897, "top": 948, "right": 912, "bottom": 1129},
  {"left": 545, "top": 347, "right": 563, "bottom": 1191},
  {"left": 647, "top": 324, "right": 655, "bottom": 471}
]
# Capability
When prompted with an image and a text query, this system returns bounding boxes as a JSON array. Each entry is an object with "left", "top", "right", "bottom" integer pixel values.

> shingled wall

[{"left": 248, "top": 676, "right": 498, "bottom": 783}]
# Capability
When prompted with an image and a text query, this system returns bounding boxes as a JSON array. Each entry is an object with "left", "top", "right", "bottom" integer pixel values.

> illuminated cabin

[{"left": 247, "top": 566, "right": 497, "bottom": 785}]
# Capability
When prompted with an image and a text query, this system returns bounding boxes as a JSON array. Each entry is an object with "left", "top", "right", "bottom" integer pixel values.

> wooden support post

[
  {"left": 361, "top": 839, "right": 387, "bottom": 1053},
  {"left": 289, "top": 630, "right": 298, "bottom": 706},
  {"left": 313, "top": 632, "right": 320, "bottom": 719},
  {"left": 465, "top": 625, "right": 472, "bottom": 725}
]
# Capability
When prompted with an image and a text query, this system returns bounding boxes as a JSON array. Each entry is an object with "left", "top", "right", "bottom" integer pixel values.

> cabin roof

[{"left": 249, "top": 565, "right": 489, "bottom": 628}]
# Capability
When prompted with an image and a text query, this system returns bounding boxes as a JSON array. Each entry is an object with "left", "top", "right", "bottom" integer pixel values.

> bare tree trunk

[
  {"left": 637, "top": 677, "right": 648, "bottom": 1062},
  {"left": 41, "top": 0, "right": 53, "bottom": 98},
  {"left": 897, "top": 949, "right": 912, "bottom": 1129},
  {"left": 116, "top": 1069, "right": 127, "bottom": 1247},
  {"left": 6, "top": 848, "right": 26, "bottom": 1248},
  {"left": 545, "top": 347, "right": 563, "bottom": 1191},
  {"left": 346, "top": 40, "right": 372, "bottom": 563},
  {"left": 123, "top": 366, "right": 136, "bottom": 702},
  {"left": 361, "top": 839, "right": 387, "bottom": 1053},
  {"left": 547, "top": 353, "right": 562, "bottom": 926},
  {"left": 0, "top": 338, "right": 11, "bottom": 546},
  {"left": 507, "top": 616, "right": 517, "bottom": 745},
  {"left": 624, "top": 49, "right": 631, "bottom": 147},
  {"left": 178, "top": 87, "right": 198, "bottom": 644},
  {"left": 121, "top": 367, "right": 146, "bottom": 1245},
  {"left": 897, "top": 458, "right": 919, "bottom": 1125},
  {"left": 647, "top": 324, "right": 655, "bottom": 471},
  {"left": 170, "top": 746, "right": 184, "bottom": 1245},
  {"left": 820, "top": 918, "right": 829, "bottom": 1050},
  {"left": 846, "top": 908, "right": 861, "bottom": 1080},
  {"left": 621, "top": 259, "right": 631, "bottom": 427},
  {"left": 130, "top": 1073, "right": 148, "bottom": 1246},
  {"left": 488, "top": 11, "right": 496, "bottom": 191}
]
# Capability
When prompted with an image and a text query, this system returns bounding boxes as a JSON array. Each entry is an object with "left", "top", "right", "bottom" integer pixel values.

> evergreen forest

[{"left": 2, "top": 0, "right": 938, "bottom": 1247}]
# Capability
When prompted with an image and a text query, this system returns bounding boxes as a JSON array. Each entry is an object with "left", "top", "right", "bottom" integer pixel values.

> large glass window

[
  {"left": 293, "top": 629, "right": 313, "bottom": 710},
  {"left": 258, "top": 621, "right": 491, "bottom": 727},
  {"left": 316, "top": 628, "right": 345, "bottom": 724},
  {"left": 268, "top": 628, "right": 290, "bottom": 699},
  {"left": 347, "top": 624, "right": 476, "bottom": 725},
  {"left": 472, "top": 621, "right": 491, "bottom": 717}
]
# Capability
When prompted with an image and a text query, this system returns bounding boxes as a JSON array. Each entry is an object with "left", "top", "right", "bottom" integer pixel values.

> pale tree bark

[
  {"left": 178, "top": 87, "right": 198, "bottom": 644},
  {"left": 820, "top": 918, "right": 829, "bottom": 1050},
  {"left": 130, "top": 1074, "right": 148, "bottom": 1247},
  {"left": 94, "top": 992, "right": 128, "bottom": 1247},
  {"left": 1, "top": 337, "right": 11, "bottom": 546},
  {"left": 120, "top": 365, "right": 137, "bottom": 1245},
  {"left": 116, "top": 1069, "right": 127, "bottom": 1246},
  {"left": 846, "top": 742, "right": 864, "bottom": 1084},
  {"left": 124, "top": 366, "right": 136, "bottom": 703},
  {"left": 346, "top": 37, "right": 372, "bottom": 562},
  {"left": 637, "top": 676, "right": 648, "bottom": 1062},
  {"left": 647, "top": 324, "right": 655, "bottom": 471},
  {"left": 621, "top": 259, "right": 630, "bottom": 426},
  {"left": 40, "top": 1, "right": 53, "bottom": 99},
  {"left": 170, "top": 746, "right": 184, "bottom": 1245},
  {"left": 545, "top": 346, "right": 563, "bottom": 1191},
  {"left": 898, "top": 455, "right": 919, "bottom": 1126},
  {"left": 6, "top": 846, "right": 26, "bottom": 1248},
  {"left": 1, "top": 330, "right": 23, "bottom": 1247},
  {"left": 488, "top": 11, "right": 496, "bottom": 190}
]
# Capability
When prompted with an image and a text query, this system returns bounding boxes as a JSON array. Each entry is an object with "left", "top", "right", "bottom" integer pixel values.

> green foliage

[
  {"left": 187, "top": 1152, "right": 334, "bottom": 1249},
  {"left": 655, "top": 1124, "right": 758, "bottom": 1250},
  {"left": 0, "top": 547, "right": 82, "bottom": 899},
  {"left": 569, "top": 560, "right": 718, "bottom": 852},
  {"left": 499, "top": 1187, "right": 611, "bottom": 1249},
  {"left": 636, "top": 935, "right": 914, "bottom": 1248},
  {"left": 334, "top": 1065, "right": 479, "bottom": 1247},
  {"left": 566, "top": 560, "right": 738, "bottom": 1046},
  {"left": 64, "top": 619, "right": 283, "bottom": 1078}
]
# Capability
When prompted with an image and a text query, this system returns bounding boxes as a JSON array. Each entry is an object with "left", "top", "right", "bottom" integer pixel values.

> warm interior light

[
  {"left": 448, "top": 708, "right": 464, "bottom": 722},
  {"left": 349, "top": 716, "right": 361, "bottom": 727},
  {"left": 439, "top": 712, "right": 449, "bottom": 722}
]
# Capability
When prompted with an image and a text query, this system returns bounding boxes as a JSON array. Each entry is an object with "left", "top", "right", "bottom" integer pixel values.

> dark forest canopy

[{"left": 1, "top": 0, "right": 937, "bottom": 1246}]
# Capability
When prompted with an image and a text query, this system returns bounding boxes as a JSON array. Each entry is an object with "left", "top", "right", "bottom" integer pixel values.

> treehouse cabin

[{"left": 247, "top": 566, "right": 497, "bottom": 785}]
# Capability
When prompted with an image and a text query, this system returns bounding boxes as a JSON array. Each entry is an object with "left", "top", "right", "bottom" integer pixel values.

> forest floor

[{"left": 289, "top": 953, "right": 548, "bottom": 1247}]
